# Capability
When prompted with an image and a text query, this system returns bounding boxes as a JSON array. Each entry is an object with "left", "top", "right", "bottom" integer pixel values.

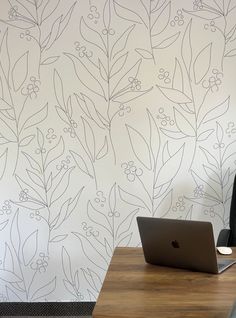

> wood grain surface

[{"left": 92, "top": 247, "right": 236, "bottom": 318}]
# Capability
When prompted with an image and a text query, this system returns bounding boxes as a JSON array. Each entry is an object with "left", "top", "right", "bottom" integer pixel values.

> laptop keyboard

[{"left": 217, "top": 259, "right": 236, "bottom": 271}]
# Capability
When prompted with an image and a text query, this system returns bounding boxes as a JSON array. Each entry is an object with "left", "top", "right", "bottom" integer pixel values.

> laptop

[{"left": 137, "top": 217, "right": 236, "bottom": 274}]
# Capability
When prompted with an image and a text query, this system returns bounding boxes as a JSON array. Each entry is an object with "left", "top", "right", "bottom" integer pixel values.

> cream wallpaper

[{"left": 0, "top": 0, "right": 236, "bottom": 302}]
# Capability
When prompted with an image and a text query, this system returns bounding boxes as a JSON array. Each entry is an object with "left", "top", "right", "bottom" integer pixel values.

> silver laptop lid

[{"left": 137, "top": 217, "right": 219, "bottom": 273}]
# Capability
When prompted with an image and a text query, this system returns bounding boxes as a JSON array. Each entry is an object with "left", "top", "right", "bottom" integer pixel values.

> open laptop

[{"left": 137, "top": 217, "right": 236, "bottom": 274}]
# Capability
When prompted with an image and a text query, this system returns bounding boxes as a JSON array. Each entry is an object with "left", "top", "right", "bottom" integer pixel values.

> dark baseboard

[{"left": 0, "top": 302, "right": 96, "bottom": 316}]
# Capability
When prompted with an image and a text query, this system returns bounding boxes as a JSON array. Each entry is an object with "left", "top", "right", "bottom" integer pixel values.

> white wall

[{"left": 0, "top": 0, "right": 235, "bottom": 301}]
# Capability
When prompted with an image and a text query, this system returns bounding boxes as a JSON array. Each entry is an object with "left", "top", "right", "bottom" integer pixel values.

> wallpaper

[{"left": 0, "top": 0, "right": 236, "bottom": 302}]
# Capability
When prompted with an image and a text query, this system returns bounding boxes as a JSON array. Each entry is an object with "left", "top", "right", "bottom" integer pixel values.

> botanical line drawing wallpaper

[{"left": 0, "top": 0, "right": 236, "bottom": 302}]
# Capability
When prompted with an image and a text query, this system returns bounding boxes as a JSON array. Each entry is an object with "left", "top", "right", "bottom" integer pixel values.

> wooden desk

[{"left": 93, "top": 247, "right": 236, "bottom": 318}]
